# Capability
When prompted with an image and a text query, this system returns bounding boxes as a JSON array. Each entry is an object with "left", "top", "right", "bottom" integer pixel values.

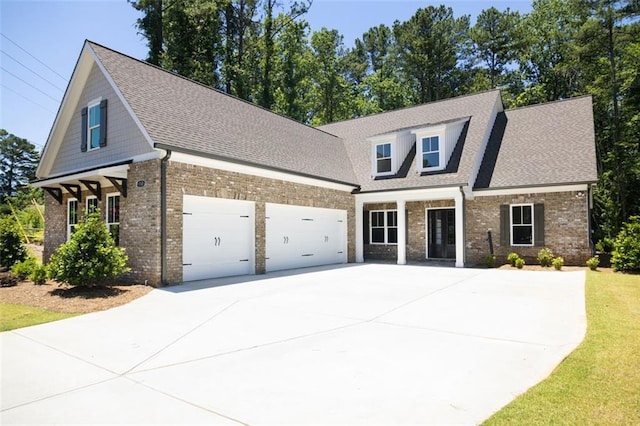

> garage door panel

[
  {"left": 183, "top": 196, "right": 254, "bottom": 282},
  {"left": 266, "top": 203, "right": 347, "bottom": 272}
]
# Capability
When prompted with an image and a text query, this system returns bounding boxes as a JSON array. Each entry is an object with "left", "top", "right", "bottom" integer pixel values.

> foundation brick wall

[
  {"left": 465, "top": 191, "right": 591, "bottom": 265},
  {"left": 43, "top": 194, "right": 67, "bottom": 263},
  {"left": 165, "top": 161, "right": 356, "bottom": 284}
]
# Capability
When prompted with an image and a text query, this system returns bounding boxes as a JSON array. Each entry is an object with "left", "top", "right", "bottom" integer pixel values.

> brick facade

[{"left": 465, "top": 191, "right": 591, "bottom": 265}]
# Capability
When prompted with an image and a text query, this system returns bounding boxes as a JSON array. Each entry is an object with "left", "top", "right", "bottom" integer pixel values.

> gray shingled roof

[
  {"left": 475, "top": 96, "right": 597, "bottom": 189},
  {"left": 318, "top": 90, "right": 503, "bottom": 192},
  {"left": 89, "top": 42, "right": 358, "bottom": 185}
]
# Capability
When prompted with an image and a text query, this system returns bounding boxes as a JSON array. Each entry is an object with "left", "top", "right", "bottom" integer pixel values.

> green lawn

[
  {"left": 0, "top": 303, "right": 78, "bottom": 332},
  {"left": 484, "top": 271, "right": 640, "bottom": 425}
]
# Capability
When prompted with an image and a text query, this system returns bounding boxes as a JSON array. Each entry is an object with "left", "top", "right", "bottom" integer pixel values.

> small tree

[
  {"left": 0, "top": 218, "right": 27, "bottom": 268},
  {"left": 611, "top": 216, "right": 640, "bottom": 272},
  {"left": 48, "top": 211, "right": 130, "bottom": 286}
]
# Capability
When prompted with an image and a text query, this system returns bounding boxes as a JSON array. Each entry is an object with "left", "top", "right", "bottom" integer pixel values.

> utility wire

[
  {"left": 1, "top": 83, "right": 57, "bottom": 116},
  {"left": 1, "top": 66, "right": 60, "bottom": 103},
  {"left": 1, "top": 49, "right": 65, "bottom": 92},
  {"left": 0, "top": 33, "right": 67, "bottom": 81}
]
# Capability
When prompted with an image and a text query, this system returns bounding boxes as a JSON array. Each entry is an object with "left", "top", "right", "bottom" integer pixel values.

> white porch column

[
  {"left": 355, "top": 198, "right": 365, "bottom": 263},
  {"left": 397, "top": 199, "right": 407, "bottom": 265},
  {"left": 454, "top": 191, "right": 465, "bottom": 267}
]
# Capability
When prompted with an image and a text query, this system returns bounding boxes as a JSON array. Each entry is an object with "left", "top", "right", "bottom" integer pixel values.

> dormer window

[
  {"left": 412, "top": 118, "right": 467, "bottom": 173},
  {"left": 376, "top": 143, "right": 392, "bottom": 173},
  {"left": 421, "top": 136, "right": 440, "bottom": 168}
]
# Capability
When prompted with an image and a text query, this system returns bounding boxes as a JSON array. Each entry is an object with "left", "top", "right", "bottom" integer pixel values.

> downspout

[{"left": 160, "top": 149, "right": 171, "bottom": 285}]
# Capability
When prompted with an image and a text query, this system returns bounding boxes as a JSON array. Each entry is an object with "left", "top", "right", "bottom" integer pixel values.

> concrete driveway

[{"left": 1, "top": 264, "right": 586, "bottom": 425}]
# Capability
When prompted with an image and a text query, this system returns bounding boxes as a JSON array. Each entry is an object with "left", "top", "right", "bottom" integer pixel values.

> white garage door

[
  {"left": 183, "top": 195, "right": 255, "bottom": 282},
  {"left": 266, "top": 203, "right": 347, "bottom": 272}
]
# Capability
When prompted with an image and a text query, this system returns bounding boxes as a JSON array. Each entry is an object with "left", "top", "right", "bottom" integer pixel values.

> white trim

[
  {"left": 417, "top": 134, "right": 444, "bottom": 172},
  {"left": 169, "top": 151, "right": 358, "bottom": 193},
  {"left": 397, "top": 201, "right": 406, "bottom": 265},
  {"left": 510, "top": 203, "right": 534, "bottom": 247},
  {"left": 355, "top": 186, "right": 463, "bottom": 204},
  {"left": 32, "top": 164, "right": 129, "bottom": 189},
  {"left": 473, "top": 184, "right": 590, "bottom": 197}
]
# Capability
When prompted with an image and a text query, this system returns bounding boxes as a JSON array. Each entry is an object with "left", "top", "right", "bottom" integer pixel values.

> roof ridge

[
  {"left": 505, "top": 94, "right": 593, "bottom": 113},
  {"left": 85, "top": 40, "right": 342, "bottom": 140}
]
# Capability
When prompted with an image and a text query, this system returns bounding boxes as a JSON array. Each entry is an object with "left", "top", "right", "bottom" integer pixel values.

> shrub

[
  {"left": 611, "top": 216, "right": 640, "bottom": 272},
  {"left": 48, "top": 212, "right": 130, "bottom": 287},
  {"left": 595, "top": 238, "right": 614, "bottom": 253},
  {"left": 553, "top": 256, "right": 564, "bottom": 271},
  {"left": 586, "top": 256, "right": 600, "bottom": 271},
  {"left": 0, "top": 218, "right": 27, "bottom": 268},
  {"left": 537, "top": 247, "right": 554, "bottom": 267},
  {"left": 0, "top": 273, "right": 18, "bottom": 287},
  {"left": 515, "top": 258, "right": 525, "bottom": 269},
  {"left": 30, "top": 264, "right": 47, "bottom": 285},
  {"left": 486, "top": 254, "right": 496, "bottom": 268},
  {"left": 10, "top": 256, "right": 37, "bottom": 281},
  {"left": 507, "top": 252, "right": 520, "bottom": 267}
]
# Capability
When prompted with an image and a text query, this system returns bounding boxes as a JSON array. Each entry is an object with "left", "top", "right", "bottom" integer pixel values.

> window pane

[
  {"left": 422, "top": 138, "right": 430, "bottom": 152},
  {"left": 68, "top": 201, "right": 78, "bottom": 225},
  {"left": 423, "top": 152, "right": 439, "bottom": 168},
  {"left": 89, "top": 105, "right": 100, "bottom": 127},
  {"left": 109, "top": 224, "right": 120, "bottom": 246},
  {"left": 512, "top": 206, "right": 522, "bottom": 225},
  {"left": 371, "top": 211, "right": 382, "bottom": 227},
  {"left": 108, "top": 196, "right": 120, "bottom": 223},
  {"left": 387, "top": 227, "right": 398, "bottom": 244},
  {"left": 376, "top": 143, "right": 390, "bottom": 159},
  {"left": 387, "top": 211, "right": 397, "bottom": 226},
  {"left": 90, "top": 127, "right": 100, "bottom": 149},
  {"left": 431, "top": 136, "right": 439, "bottom": 151},
  {"left": 522, "top": 205, "right": 532, "bottom": 224},
  {"left": 377, "top": 158, "right": 391, "bottom": 173},
  {"left": 371, "top": 228, "right": 385, "bottom": 243},
  {"left": 87, "top": 198, "right": 98, "bottom": 213},
  {"left": 513, "top": 225, "right": 533, "bottom": 245}
]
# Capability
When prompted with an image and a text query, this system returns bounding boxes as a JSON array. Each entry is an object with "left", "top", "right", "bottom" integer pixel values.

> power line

[
  {"left": 0, "top": 33, "right": 67, "bottom": 81},
  {"left": 1, "top": 49, "right": 65, "bottom": 92},
  {"left": 1, "top": 66, "right": 61, "bottom": 103},
  {"left": 1, "top": 83, "right": 56, "bottom": 116}
]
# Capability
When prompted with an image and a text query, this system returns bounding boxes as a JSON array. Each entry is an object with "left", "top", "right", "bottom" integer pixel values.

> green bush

[
  {"left": 595, "top": 238, "right": 614, "bottom": 253},
  {"left": 486, "top": 254, "right": 496, "bottom": 268},
  {"left": 553, "top": 256, "right": 564, "bottom": 271},
  {"left": 586, "top": 256, "right": 600, "bottom": 271},
  {"left": 0, "top": 218, "right": 27, "bottom": 268},
  {"left": 507, "top": 252, "right": 520, "bottom": 267},
  {"left": 537, "top": 247, "right": 554, "bottom": 267},
  {"left": 515, "top": 258, "right": 525, "bottom": 269},
  {"left": 30, "top": 264, "right": 47, "bottom": 285},
  {"left": 48, "top": 212, "right": 130, "bottom": 287},
  {"left": 10, "top": 256, "right": 37, "bottom": 281},
  {"left": 611, "top": 216, "right": 640, "bottom": 272}
]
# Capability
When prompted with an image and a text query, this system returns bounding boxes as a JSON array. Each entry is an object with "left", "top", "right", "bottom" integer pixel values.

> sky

[{"left": 0, "top": 0, "right": 533, "bottom": 151}]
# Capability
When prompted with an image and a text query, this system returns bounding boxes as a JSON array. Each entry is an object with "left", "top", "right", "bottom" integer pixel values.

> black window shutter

[
  {"left": 80, "top": 107, "right": 88, "bottom": 152},
  {"left": 500, "top": 204, "right": 510, "bottom": 246},
  {"left": 99, "top": 99, "right": 108, "bottom": 147},
  {"left": 534, "top": 203, "right": 545, "bottom": 246},
  {"left": 363, "top": 211, "right": 370, "bottom": 244}
]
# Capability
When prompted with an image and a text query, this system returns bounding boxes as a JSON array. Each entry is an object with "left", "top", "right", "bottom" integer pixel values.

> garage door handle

[
  {"left": 239, "top": 259, "right": 249, "bottom": 262},
  {"left": 302, "top": 254, "right": 314, "bottom": 257},
  {"left": 183, "top": 263, "right": 192, "bottom": 266}
]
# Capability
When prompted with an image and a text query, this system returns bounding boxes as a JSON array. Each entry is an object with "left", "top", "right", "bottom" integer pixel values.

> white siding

[{"left": 394, "top": 131, "right": 416, "bottom": 172}]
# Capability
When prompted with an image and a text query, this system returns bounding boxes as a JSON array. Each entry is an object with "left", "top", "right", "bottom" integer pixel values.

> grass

[
  {"left": 483, "top": 271, "right": 640, "bottom": 425},
  {"left": 0, "top": 303, "right": 78, "bottom": 332}
]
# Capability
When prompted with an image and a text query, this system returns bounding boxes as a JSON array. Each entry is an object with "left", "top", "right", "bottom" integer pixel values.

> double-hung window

[
  {"left": 107, "top": 194, "right": 120, "bottom": 246},
  {"left": 370, "top": 210, "right": 398, "bottom": 244},
  {"left": 511, "top": 204, "right": 533, "bottom": 246},
  {"left": 67, "top": 199, "right": 78, "bottom": 240},
  {"left": 88, "top": 101, "right": 101, "bottom": 150},
  {"left": 421, "top": 136, "right": 440, "bottom": 168},
  {"left": 376, "top": 143, "right": 392, "bottom": 174}
]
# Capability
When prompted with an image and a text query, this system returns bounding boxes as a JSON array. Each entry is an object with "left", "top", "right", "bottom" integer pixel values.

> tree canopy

[{"left": 0, "top": 129, "right": 40, "bottom": 203}]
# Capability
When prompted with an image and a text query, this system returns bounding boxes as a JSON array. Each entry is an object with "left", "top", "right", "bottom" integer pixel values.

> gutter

[{"left": 160, "top": 149, "right": 171, "bottom": 285}]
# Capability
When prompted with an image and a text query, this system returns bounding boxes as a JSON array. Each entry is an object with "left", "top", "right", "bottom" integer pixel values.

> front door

[{"left": 427, "top": 209, "right": 456, "bottom": 259}]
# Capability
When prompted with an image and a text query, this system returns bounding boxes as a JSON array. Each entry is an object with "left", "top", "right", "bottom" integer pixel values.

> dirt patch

[{"left": 0, "top": 277, "right": 152, "bottom": 314}]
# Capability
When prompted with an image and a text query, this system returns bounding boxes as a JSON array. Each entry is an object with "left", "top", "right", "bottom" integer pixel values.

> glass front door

[{"left": 427, "top": 209, "right": 456, "bottom": 259}]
